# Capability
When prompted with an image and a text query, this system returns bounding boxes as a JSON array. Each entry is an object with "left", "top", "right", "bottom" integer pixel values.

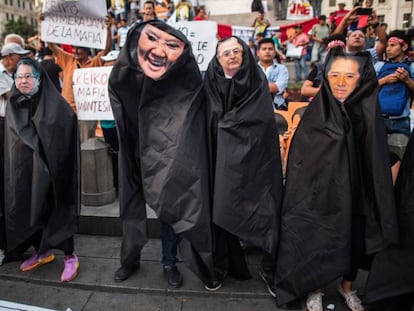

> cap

[
  {"left": 338, "top": 2, "right": 346, "bottom": 6},
  {"left": 1, "top": 42, "right": 30, "bottom": 57},
  {"left": 101, "top": 50, "right": 120, "bottom": 62}
]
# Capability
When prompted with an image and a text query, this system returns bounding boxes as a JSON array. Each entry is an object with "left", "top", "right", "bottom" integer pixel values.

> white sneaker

[
  {"left": 337, "top": 285, "right": 365, "bottom": 311},
  {"left": 306, "top": 291, "right": 324, "bottom": 311}
]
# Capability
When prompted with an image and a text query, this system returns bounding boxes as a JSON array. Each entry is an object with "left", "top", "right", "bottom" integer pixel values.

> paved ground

[{"left": 0, "top": 234, "right": 368, "bottom": 311}]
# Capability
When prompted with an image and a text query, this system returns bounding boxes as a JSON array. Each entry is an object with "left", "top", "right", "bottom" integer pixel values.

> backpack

[{"left": 377, "top": 60, "right": 413, "bottom": 116}]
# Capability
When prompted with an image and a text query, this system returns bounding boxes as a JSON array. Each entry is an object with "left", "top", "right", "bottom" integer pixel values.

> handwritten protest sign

[
  {"left": 41, "top": 0, "right": 107, "bottom": 50},
  {"left": 169, "top": 21, "right": 217, "bottom": 71},
  {"left": 73, "top": 66, "right": 114, "bottom": 120}
]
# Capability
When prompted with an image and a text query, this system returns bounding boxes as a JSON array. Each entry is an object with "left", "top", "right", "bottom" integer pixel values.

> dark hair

[
  {"left": 388, "top": 29, "right": 411, "bottom": 50},
  {"left": 16, "top": 57, "right": 41, "bottom": 79},
  {"left": 216, "top": 36, "right": 244, "bottom": 54},
  {"left": 144, "top": 0, "right": 155, "bottom": 8},
  {"left": 274, "top": 113, "right": 288, "bottom": 134},
  {"left": 326, "top": 33, "right": 346, "bottom": 45},
  {"left": 42, "top": 46, "right": 54, "bottom": 56},
  {"left": 258, "top": 38, "right": 275, "bottom": 49}
]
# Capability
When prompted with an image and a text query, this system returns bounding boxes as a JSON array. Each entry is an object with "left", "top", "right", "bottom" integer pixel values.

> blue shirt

[
  {"left": 258, "top": 61, "right": 289, "bottom": 108},
  {"left": 374, "top": 58, "right": 414, "bottom": 119}
]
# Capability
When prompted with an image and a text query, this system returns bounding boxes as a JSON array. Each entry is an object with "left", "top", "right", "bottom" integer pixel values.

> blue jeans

[
  {"left": 161, "top": 222, "right": 178, "bottom": 267},
  {"left": 294, "top": 55, "right": 308, "bottom": 81},
  {"left": 383, "top": 116, "right": 411, "bottom": 137}
]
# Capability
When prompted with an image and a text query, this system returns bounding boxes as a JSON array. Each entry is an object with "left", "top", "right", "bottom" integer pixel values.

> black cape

[
  {"left": 275, "top": 50, "right": 398, "bottom": 305},
  {"left": 364, "top": 130, "right": 414, "bottom": 303},
  {"left": 204, "top": 37, "right": 283, "bottom": 256},
  {"left": 109, "top": 20, "right": 214, "bottom": 281},
  {"left": 4, "top": 58, "right": 80, "bottom": 254}
]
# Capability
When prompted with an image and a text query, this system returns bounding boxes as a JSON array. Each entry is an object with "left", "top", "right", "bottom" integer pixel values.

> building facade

[
  {"left": 321, "top": 0, "right": 413, "bottom": 31},
  {"left": 0, "top": 0, "right": 38, "bottom": 42}
]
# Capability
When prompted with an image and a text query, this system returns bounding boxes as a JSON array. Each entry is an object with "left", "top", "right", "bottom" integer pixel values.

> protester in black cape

[
  {"left": 203, "top": 36, "right": 283, "bottom": 290},
  {"left": 108, "top": 20, "right": 214, "bottom": 285},
  {"left": 3, "top": 58, "right": 80, "bottom": 282},
  {"left": 274, "top": 47, "right": 399, "bottom": 308},
  {"left": 364, "top": 130, "right": 414, "bottom": 311}
]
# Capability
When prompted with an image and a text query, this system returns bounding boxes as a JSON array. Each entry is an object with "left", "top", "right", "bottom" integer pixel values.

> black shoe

[
  {"left": 163, "top": 265, "right": 183, "bottom": 288},
  {"left": 258, "top": 267, "right": 276, "bottom": 297},
  {"left": 114, "top": 264, "right": 139, "bottom": 282}
]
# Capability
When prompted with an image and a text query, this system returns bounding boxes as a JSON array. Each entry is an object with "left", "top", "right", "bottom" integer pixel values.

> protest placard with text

[
  {"left": 169, "top": 21, "right": 217, "bottom": 71},
  {"left": 73, "top": 66, "right": 114, "bottom": 121},
  {"left": 41, "top": 0, "right": 107, "bottom": 50}
]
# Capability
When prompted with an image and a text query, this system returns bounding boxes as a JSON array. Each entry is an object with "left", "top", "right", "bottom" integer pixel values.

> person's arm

[
  {"left": 397, "top": 65, "right": 414, "bottom": 93},
  {"left": 251, "top": 17, "right": 257, "bottom": 27},
  {"left": 275, "top": 45, "right": 286, "bottom": 60},
  {"left": 301, "top": 80, "right": 320, "bottom": 98},
  {"left": 102, "top": 15, "right": 112, "bottom": 56},
  {"left": 373, "top": 18, "right": 387, "bottom": 58},
  {"left": 333, "top": 7, "right": 359, "bottom": 36},
  {"left": 377, "top": 75, "right": 398, "bottom": 87},
  {"left": 269, "top": 65, "right": 289, "bottom": 94}
]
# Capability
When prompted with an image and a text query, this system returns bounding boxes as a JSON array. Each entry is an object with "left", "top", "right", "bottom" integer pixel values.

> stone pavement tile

[
  {"left": 183, "top": 296, "right": 278, "bottom": 311},
  {"left": 0, "top": 279, "right": 91, "bottom": 311},
  {"left": 81, "top": 291, "right": 183, "bottom": 311}
]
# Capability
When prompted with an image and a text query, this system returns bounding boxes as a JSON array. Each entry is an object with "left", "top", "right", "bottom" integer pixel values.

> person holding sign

[
  {"left": 109, "top": 20, "right": 214, "bottom": 289},
  {"left": 3, "top": 58, "right": 80, "bottom": 282},
  {"left": 203, "top": 36, "right": 283, "bottom": 291},
  {"left": 45, "top": 14, "right": 112, "bottom": 142}
]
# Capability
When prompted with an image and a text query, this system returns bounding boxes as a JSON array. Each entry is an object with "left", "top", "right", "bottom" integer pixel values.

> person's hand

[
  {"left": 395, "top": 67, "right": 411, "bottom": 83},
  {"left": 385, "top": 73, "right": 399, "bottom": 84},
  {"left": 344, "top": 6, "right": 359, "bottom": 23}
]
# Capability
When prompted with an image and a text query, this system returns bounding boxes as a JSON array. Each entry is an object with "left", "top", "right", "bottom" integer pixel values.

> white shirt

[{"left": 0, "top": 61, "right": 13, "bottom": 117}]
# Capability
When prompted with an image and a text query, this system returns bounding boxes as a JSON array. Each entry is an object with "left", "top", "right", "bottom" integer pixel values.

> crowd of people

[{"left": 0, "top": 1, "right": 413, "bottom": 311}]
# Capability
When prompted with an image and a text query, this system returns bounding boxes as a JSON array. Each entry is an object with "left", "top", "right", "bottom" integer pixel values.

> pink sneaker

[
  {"left": 61, "top": 254, "right": 79, "bottom": 282},
  {"left": 20, "top": 250, "right": 55, "bottom": 272}
]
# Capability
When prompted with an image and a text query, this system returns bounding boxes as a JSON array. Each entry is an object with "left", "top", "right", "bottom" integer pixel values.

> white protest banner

[
  {"left": 286, "top": 0, "right": 314, "bottom": 21},
  {"left": 41, "top": 0, "right": 107, "bottom": 50},
  {"left": 73, "top": 66, "right": 114, "bottom": 121},
  {"left": 231, "top": 26, "right": 255, "bottom": 44},
  {"left": 169, "top": 21, "right": 217, "bottom": 71}
]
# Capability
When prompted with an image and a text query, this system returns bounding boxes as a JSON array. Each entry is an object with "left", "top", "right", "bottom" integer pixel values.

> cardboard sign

[
  {"left": 41, "top": 0, "right": 107, "bottom": 50},
  {"left": 169, "top": 21, "right": 218, "bottom": 71},
  {"left": 73, "top": 66, "right": 114, "bottom": 120}
]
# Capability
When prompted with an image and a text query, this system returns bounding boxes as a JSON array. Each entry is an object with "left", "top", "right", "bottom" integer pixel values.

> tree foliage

[{"left": 2, "top": 17, "right": 37, "bottom": 42}]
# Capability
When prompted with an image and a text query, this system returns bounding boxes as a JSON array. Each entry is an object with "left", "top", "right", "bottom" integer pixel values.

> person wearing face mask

[
  {"left": 109, "top": 20, "right": 214, "bottom": 289},
  {"left": 203, "top": 36, "right": 283, "bottom": 291},
  {"left": 3, "top": 58, "right": 80, "bottom": 283},
  {"left": 0, "top": 42, "right": 30, "bottom": 265},
  {"left": 274, "top": 48, "right": 398, "bottom": 311}
]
